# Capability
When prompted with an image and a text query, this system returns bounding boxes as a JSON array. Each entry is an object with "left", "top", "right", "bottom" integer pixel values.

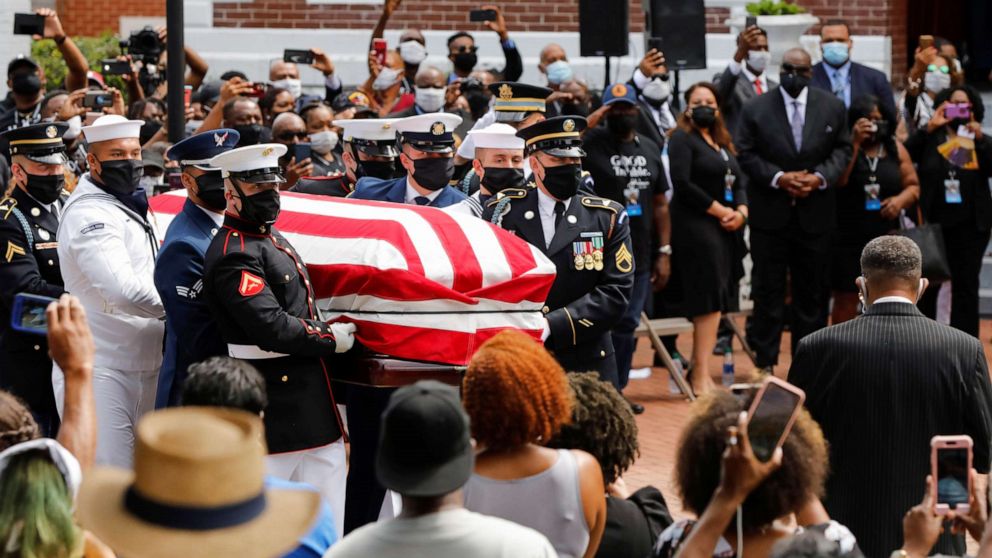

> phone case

[
  {"left": 931, "top": 435, "right": 973, "bottom": 515},
  {"left": 10, "top": 293, "right": 57, "bottom": 336},
  {"left": 745, "top": 376, "right": 806, "bottom": 458}
]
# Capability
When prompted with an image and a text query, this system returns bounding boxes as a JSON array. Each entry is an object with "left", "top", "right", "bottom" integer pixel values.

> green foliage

[
  {"left": 30, "top": 32, "right": 128, "bottom": 92},
  {"left": 746, "top": 0, "right": 807, "bottom": 15}
]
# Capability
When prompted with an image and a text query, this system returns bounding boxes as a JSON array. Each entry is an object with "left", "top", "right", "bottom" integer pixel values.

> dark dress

[
  {"left": 830, "top": 144, "right": 904, "bottom": 292},
  {"left": 597, "top": 487, "right": 672, "bottom": 558},
  {"left": 668, "top": 128, "right": 748, "bottom": 318}
]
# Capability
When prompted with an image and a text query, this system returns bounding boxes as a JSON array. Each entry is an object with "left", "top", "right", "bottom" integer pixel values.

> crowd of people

[{"left": 2, "top": 3, "right": 992, "bottom": 558}]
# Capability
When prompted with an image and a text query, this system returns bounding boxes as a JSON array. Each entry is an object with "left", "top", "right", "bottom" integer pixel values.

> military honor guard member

[
  {"left": 293, "top": 118, "right": 404, "bottom": 197},
  {"left": 0, "top": 122, "right": 70, "bottom": 436},
  {"left": 446, "top": 122, "right": 527, "bottom": 218},
  {"left": 485, "top": 116, "right": 634, "bottom": 388},
  {"left": 348, "top": 113, "right": 467, "bottom": 208},
  {"left": 203, "top": 143, "right": 357, "bottom": 535},
  {"left": 153, "top": 129, "right": 240, "bottom": 408},
  {"left": 55, "top": 115, "right": 165, "bottom": 467}
]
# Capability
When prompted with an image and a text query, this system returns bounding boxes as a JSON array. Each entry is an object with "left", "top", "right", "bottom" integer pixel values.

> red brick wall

[{"left": 57, "top": 0, "right": 165, "bottom": 36}]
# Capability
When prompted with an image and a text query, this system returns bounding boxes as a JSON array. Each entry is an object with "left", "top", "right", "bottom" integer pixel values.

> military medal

[
  {"left": 572, "top": 241, "right": 586, "bottom": 270},
  {"left": 584, "top": 252, "right": 595, "bottom": 270},
  {"left": 591, "top": 236, "right": 604, "bottom": 271}
]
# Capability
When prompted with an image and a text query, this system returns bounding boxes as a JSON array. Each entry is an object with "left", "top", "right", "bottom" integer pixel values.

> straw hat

[{"left": 77, "top": 407, "right": 319, "bottom": 558}]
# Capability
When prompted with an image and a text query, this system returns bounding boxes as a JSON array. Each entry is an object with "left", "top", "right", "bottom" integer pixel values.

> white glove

[
  {"left": 330, "top": 322, "right": 357, "bottom": 353},
  {"left": 540, "top": 318, "right": 550, "bottom": 342}
]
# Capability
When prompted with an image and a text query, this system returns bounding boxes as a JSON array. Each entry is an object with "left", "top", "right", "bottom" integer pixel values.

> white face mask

[
  {"left": 399, "top": 40, "right": 428, "bottom": 65},
  {"left": 63, "top": 115, "right": 83, "bottom": 140},
  {"left": 924, "top": 71, "right": 951, "bottom": 94},
  {"left": 642, "top": 77, "right": 671, "bottom": 103},
  {"left": 373, "top": 67, "right": 403, "bottom": 92},
  {"left": 310, "top": 130, "right": 339, "bottom": 155},
  {"left": 272, "top": 78, "right": 302, "bottom": 100},
  {"left": 415, "top": 86, "right": 446, "bottom": 112},
  {"left": 747, "top": 50, "right": 772, "bottom": 73}
]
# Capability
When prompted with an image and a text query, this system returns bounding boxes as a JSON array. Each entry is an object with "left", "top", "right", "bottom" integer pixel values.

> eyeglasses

[
  {"left": 276, "top": 131, "right": 308, "bottom": 141},
  {"left": 452, "top": 45, "right": 478, "bottom": 54},
  {"left": 781, "top": 63, "right": 812, "bottom": 73},
  {"left": 927, "top": 64, "right": 950, "bottom": 74}
]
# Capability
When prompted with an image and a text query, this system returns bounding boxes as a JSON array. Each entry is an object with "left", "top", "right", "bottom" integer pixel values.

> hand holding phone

[
  {"left": 83, "top": 90, "right": 114, "bottom": 109},
  {"left": 372, "top": 39, "right": 388, "bottom": 67},
  {"left": 284, "top": 49, "right": 315, "bottom": 65},
  {"left": 293, "top": 143, "right": 312, "bottom": 165},
  {"left": 469, "top": 8, "right": 498, "bottom": 22},
  {"left": 945, "top": 103, "right": 972, "bottom": 120},
  {"left": 745, "top": 15, "right": 758, "bottom": 28},
  {"left": 919, "top": 35, "right": 935, "bottom": 50},
  {"left": 931, "top": 435, "right": 973, "bottom": 515},
  {"left": 100, "top": 58, "right": 132, "bottom": 76},
  {"left": 745, "top": 376, "right": 806, "bottom": 462},
  {"left": 13, "top": 13, "right": 45, "bottom": 36}
]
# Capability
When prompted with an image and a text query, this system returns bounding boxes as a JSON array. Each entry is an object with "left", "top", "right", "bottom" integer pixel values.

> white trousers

[
  {"left": 267, "top": 438, "right": 347, "bottom": 537},
  {"left": 53, "top": 365, "right": 159, "bottom": 468}
]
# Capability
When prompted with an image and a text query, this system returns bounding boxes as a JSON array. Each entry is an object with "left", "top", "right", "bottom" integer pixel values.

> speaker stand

[
  {"left": 671, "top": 68, "right": 683, "bottom": 112},
  {"left": 604, "top": 56, "right": 611, "bottom": 89}
]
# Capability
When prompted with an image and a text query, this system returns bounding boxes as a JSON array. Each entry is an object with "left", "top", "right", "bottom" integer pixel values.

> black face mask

[
  {"left": 606, "top": 113, "right": 638, "bottom": 136},
  {"left": 358, "top": 159, "right": 402, "bottom": 180},
  {"left": 194, "top": 171, "right": 227, "bottom": 211},
  {"left": 11, "top": 73, "right": 41, "bottom": 96},
  {"left": 24, "top": 172, "right": 64, "bottom": 204},
  {"left": 689, "top": 106, "right": 717, "bottom": 128},
  {"left": 779, "top": 72, "right": 810, "bottom": 98},
  {"left": 139, "top": 121, "right": 162, "bottom": 145},
  {"left": 481, "top": 167, "right": 525, "bottom": 194},
  {"left": 539, "top": 162, "right": 582, "bottom": 200},
  {"left": 95, "top": 159, "right": 143, "bottom": 195},
  {"left": 453, "top": 52, "right": 478, "bottom": 73},
  {"left": 465, "top": 90, "right": 490, "bottom": 120},
  {"left": 949, "top": 118, "right": 970, "bottom": 130},
  {"left": 235, "top": 186, "right": 281, "bottom": 226},
  {"left": 233, "top": 124, "right": 264, "bottom": 147},
  {"left": 410, "top": 157, "right": 454, "bottom": 190}
]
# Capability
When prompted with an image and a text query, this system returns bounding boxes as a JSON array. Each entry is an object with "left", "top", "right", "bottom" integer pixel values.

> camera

[
  {"left": 460, "top": 77, "right": 484, "bottom": 93},
  {"left": 120, "top": 26, "right": 164, "bottom": 64}
]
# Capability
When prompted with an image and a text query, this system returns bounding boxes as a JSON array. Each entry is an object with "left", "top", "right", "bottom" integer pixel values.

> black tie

[
  {"left": 414, "top": 196, "right": 430, "bottom": 206},
  {"left": 554, "top": 202, "right": 566, "bottom": 229}
]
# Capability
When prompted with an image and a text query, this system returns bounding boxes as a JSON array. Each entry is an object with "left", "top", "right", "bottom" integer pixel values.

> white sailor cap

[
  {"left": 467, "top": 123, "right": 525, "bottom": 153},
  {"left": 333, "top": 118, "right": 400, "bottom": 157},
  {"left": 393, "top": 113, "right": 463, "bottom": 153},
  {"left": 81, "top": 114, "right": 143, "bottom": 144},
  {"left": 208, "top": 143, "right": 288, "bottom": 184}
]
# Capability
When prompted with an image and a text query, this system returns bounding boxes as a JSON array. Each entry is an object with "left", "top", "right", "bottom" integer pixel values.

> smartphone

[
  {"left": 945, "top": 103, "right": 971, "bottom": 120},
  {"left": 283, "top": 49, "right": 314, "bottom": 65},
  {"left": 11, "top": 293, "right": 57, "bottom": 336},
  {"left": 745, "top": 15, "right": 758, "bottom": 28},
  {"left": 931, "top": 435, "right": 973, "bottom": 515},
  {"left": 293, "top": 143, "right": 312, "bottom": 163},
  {"left": 83, "top": 90, "right": 114, "bottom": 109},
  {"left": 13, "top": 13, "right": 45, "bottom": 36},
  {"left": 100, "top": 59, "right": 132, "bottom": 76},
  {"left": 919, "top": 35, "right": 935, "bottom": 50},
  {"left": 184, "top": 85, "right": 193, "bottom": 109},
  {"left": 469, "top": 8, "right": 498, "bottom": 22},
  {"left": 372, "top": 39, "right": 388, "bottom": 67},
  {"left": 245, "top": 83, "right": 266, "bottom": 98},
  {"left": 745, "top": 376, "right": 806, "bottom": 462},
  {"left": 647, "top": 37, "right": 664, "bottom": 54}
]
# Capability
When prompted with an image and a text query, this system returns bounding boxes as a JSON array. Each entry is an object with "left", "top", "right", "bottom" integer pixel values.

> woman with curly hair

[
  {"left": 652, "top": 389, "right": 861, "bottom": 558},
  {"left": 462, "top": 330, "right": 606, "bottom": 558},
  {"left": 548, "top": 372, "right": 673, "bottom": 558}
]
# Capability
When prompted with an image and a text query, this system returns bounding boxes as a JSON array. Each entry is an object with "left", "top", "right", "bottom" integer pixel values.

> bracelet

[
  {"left": 736, "top": 210, "right": 748, "bottom": 225},
  {"left": 54, "top": 34, "right": 67, "bottom": 45}
]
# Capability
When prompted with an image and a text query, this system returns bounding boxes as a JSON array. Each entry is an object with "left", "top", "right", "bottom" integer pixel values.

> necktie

[
  {"left": 554, "top": 201, "right": 566, "bottom": 229},
  {"left": 791, "top": 101, "right": 804, "bottom": 151},
  {"left": 754, "top": 78, "right": 763, "bottom": 95},
  {"left": 414, "top": 196, "right": 430, "bottom": 206}
]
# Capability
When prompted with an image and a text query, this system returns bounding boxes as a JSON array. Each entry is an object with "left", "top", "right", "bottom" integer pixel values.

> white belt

[{"left": 227, "top": 344, "right": 289, "bottom": 360}]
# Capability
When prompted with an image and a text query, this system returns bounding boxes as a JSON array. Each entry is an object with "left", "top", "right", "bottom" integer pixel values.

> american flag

[{"left": 150, "top": 190, "right": 557, "bottom": 365}]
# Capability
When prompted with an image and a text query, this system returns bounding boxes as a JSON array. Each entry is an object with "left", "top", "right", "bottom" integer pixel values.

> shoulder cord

[
  {"left": 490, "top": 197, "right": 512, "bottom": 226},
  {"left": 460, "top": 169, "right": 475, "bottom": 195},
  {"left": 9, "top": 207, "right": 34, "bottom": 251}
]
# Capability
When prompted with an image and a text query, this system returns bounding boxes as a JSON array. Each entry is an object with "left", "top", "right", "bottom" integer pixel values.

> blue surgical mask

[
  {"left": 822, "top": 42, "right": 850, "bottom": 67},
  {"left": 546, "top": 60, "right": 573, "bottom": 85}
]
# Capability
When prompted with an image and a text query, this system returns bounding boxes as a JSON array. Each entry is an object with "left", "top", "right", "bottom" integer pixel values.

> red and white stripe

[{"left": 150, "top": 190, "right": 556, "bottom": 365}]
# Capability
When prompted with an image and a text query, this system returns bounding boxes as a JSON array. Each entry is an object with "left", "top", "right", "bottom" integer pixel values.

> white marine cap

[
  {"left": 81, "top": 114, "right": 143, "bottom": 144},
  {"left": 393, "top": 112, "right": 463, "bottom": 153},
  {"left": 467, "top": 123, "right": 525, "bottom": 153},
  {"left": 208, "top": 143, "right": 288, "bottom": 184},
  {"left": 333, "top": 118, "right": 401, "bottom": 157}
]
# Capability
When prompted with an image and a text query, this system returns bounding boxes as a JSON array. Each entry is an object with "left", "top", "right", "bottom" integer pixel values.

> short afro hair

[
  {"left": 547, "top": 372, "right": 639, "bottom": 485},
  {"left": 180, "top": 357, "right": 268, "bottom": 415},
  {"left": 463, "top": 330, "right": 571, "bottom": 450},
  {"left": 860, "top": 235, "right": 922, "bottom": 283},
  {"left": 676, "top": 390, "right": 829, "bottom": 533}
]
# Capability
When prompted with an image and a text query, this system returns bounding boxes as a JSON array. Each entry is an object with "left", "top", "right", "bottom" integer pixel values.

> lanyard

[
  {"left": 14, "top": 103, "right": 41, "bottom": 128},
  {"left": 864, "top": 144, "right": 884, "bottom": 183}
]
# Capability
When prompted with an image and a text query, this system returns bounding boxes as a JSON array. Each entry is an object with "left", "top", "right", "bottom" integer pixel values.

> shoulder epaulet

[
  {"left": 0, "top": 197, "right": 16, "bottom": 220},
  {"left": 486, "top": 186, "right": 529, "bottom": 207},
  {"left": 580, "top": 195, "right": 622, "bottom": 213}
]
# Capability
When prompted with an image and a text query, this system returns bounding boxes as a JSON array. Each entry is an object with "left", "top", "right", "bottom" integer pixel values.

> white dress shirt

[
  {"left": 197, "top": 205, "right": 224, "bottom": 231},
  {"left": 873, "top": 295, "right": 914, "bottom": 305},
  {"left": 404, "top": 181, "right": 443, "bottom": 205},
  {"left": 536, "top": 187, "right": 570, "bottom": 249}
]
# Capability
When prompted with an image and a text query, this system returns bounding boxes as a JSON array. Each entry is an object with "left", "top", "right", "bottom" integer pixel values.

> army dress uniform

[
  {"left": 485, "top": 116, "right": 634, "bottom": 387},
  {"left": 0, "top": 122, "right": 70, "bottom": 436},
  {"left": 202, "top": 143, "right": 349, "bottom": 535}
]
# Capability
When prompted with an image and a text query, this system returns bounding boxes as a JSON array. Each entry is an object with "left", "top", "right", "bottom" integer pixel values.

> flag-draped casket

[{"left": 150, "top": 190, "right": 556, "bottom": 365}]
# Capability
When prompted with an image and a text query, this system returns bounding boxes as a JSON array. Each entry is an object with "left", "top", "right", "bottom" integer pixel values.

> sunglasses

[
  {"left": 781, "top": 63, "right": 812, "bottom": 73},
  {"left": 277, "top": 131, "right": 308, "bottom": 141},
  {"left": 927, "top": 64, "right": 950, "bottom": 74},
  {"left": 452, "top": 45, "right": 478, "bottom": 54}
]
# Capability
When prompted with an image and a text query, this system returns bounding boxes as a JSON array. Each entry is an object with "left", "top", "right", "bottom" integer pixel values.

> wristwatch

[{"left": 658, "top": 245, "right": 672, "bottom": 256}]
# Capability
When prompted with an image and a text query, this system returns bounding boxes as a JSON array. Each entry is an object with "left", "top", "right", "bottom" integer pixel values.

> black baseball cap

[{"left": 375, "top": 380, "right": 474, "bottom": 497}]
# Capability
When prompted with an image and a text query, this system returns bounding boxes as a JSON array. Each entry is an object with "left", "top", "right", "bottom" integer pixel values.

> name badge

[
  {"left": 624, "top": 185, "right": 642, "bottom": 217},
  {"left": 864, "top": 184, "right": 881, "bottom": 211},
  {"left": 945, "top": 179, "right": 962, "bottom": 204},
  {"left": 724, "top": 173, "right": 736, "bottom": 203}
]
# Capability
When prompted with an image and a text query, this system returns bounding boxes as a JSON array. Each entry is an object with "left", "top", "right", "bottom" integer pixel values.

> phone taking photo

[
  {"left": 13, "top": 13, "right": 45, "bottom": 36},
  {"left": 283, "top": 49, "right": 315, "bottom": 65},
  {"left": 469, "top": 8, "right": 498, "bottom": 22},
  {"left": 11, "top": 293, "right": 57, "bottom": 336},
  {"left": 83, "top": 90, "right": 114, "bottom": 109},
  {"left": 101, "top": 59, "right": 132, "bottom": 76},
  {"left": 745, "top": 377, "right": 806, "bottom": 462},
  {"left": 293, "top": 143, "right": 312, "bottom": 164},
  {"left": 745, "top": 15, "right": 758, "bottom": 28},
  {"left": 931, "top": 435, "right": 972, "bottom": 515}
]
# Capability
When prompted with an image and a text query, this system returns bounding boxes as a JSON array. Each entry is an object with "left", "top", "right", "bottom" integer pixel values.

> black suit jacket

[
  {"left": 788, "top": 302, "right": 992, "bottom": 558},
  {"left": 736, "top": 86, "right": 851, "bottom": 234},
  {"left": 811, "top": 61, "right": 897, "bottom": 116},
  {"left": 713, "top": 65, "right": 777, "bottom": 140}
]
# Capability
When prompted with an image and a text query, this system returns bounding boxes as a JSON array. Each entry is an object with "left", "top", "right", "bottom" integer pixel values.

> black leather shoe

[{"left": 627, "top": 399, "right": 645, "bottom": 415}]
